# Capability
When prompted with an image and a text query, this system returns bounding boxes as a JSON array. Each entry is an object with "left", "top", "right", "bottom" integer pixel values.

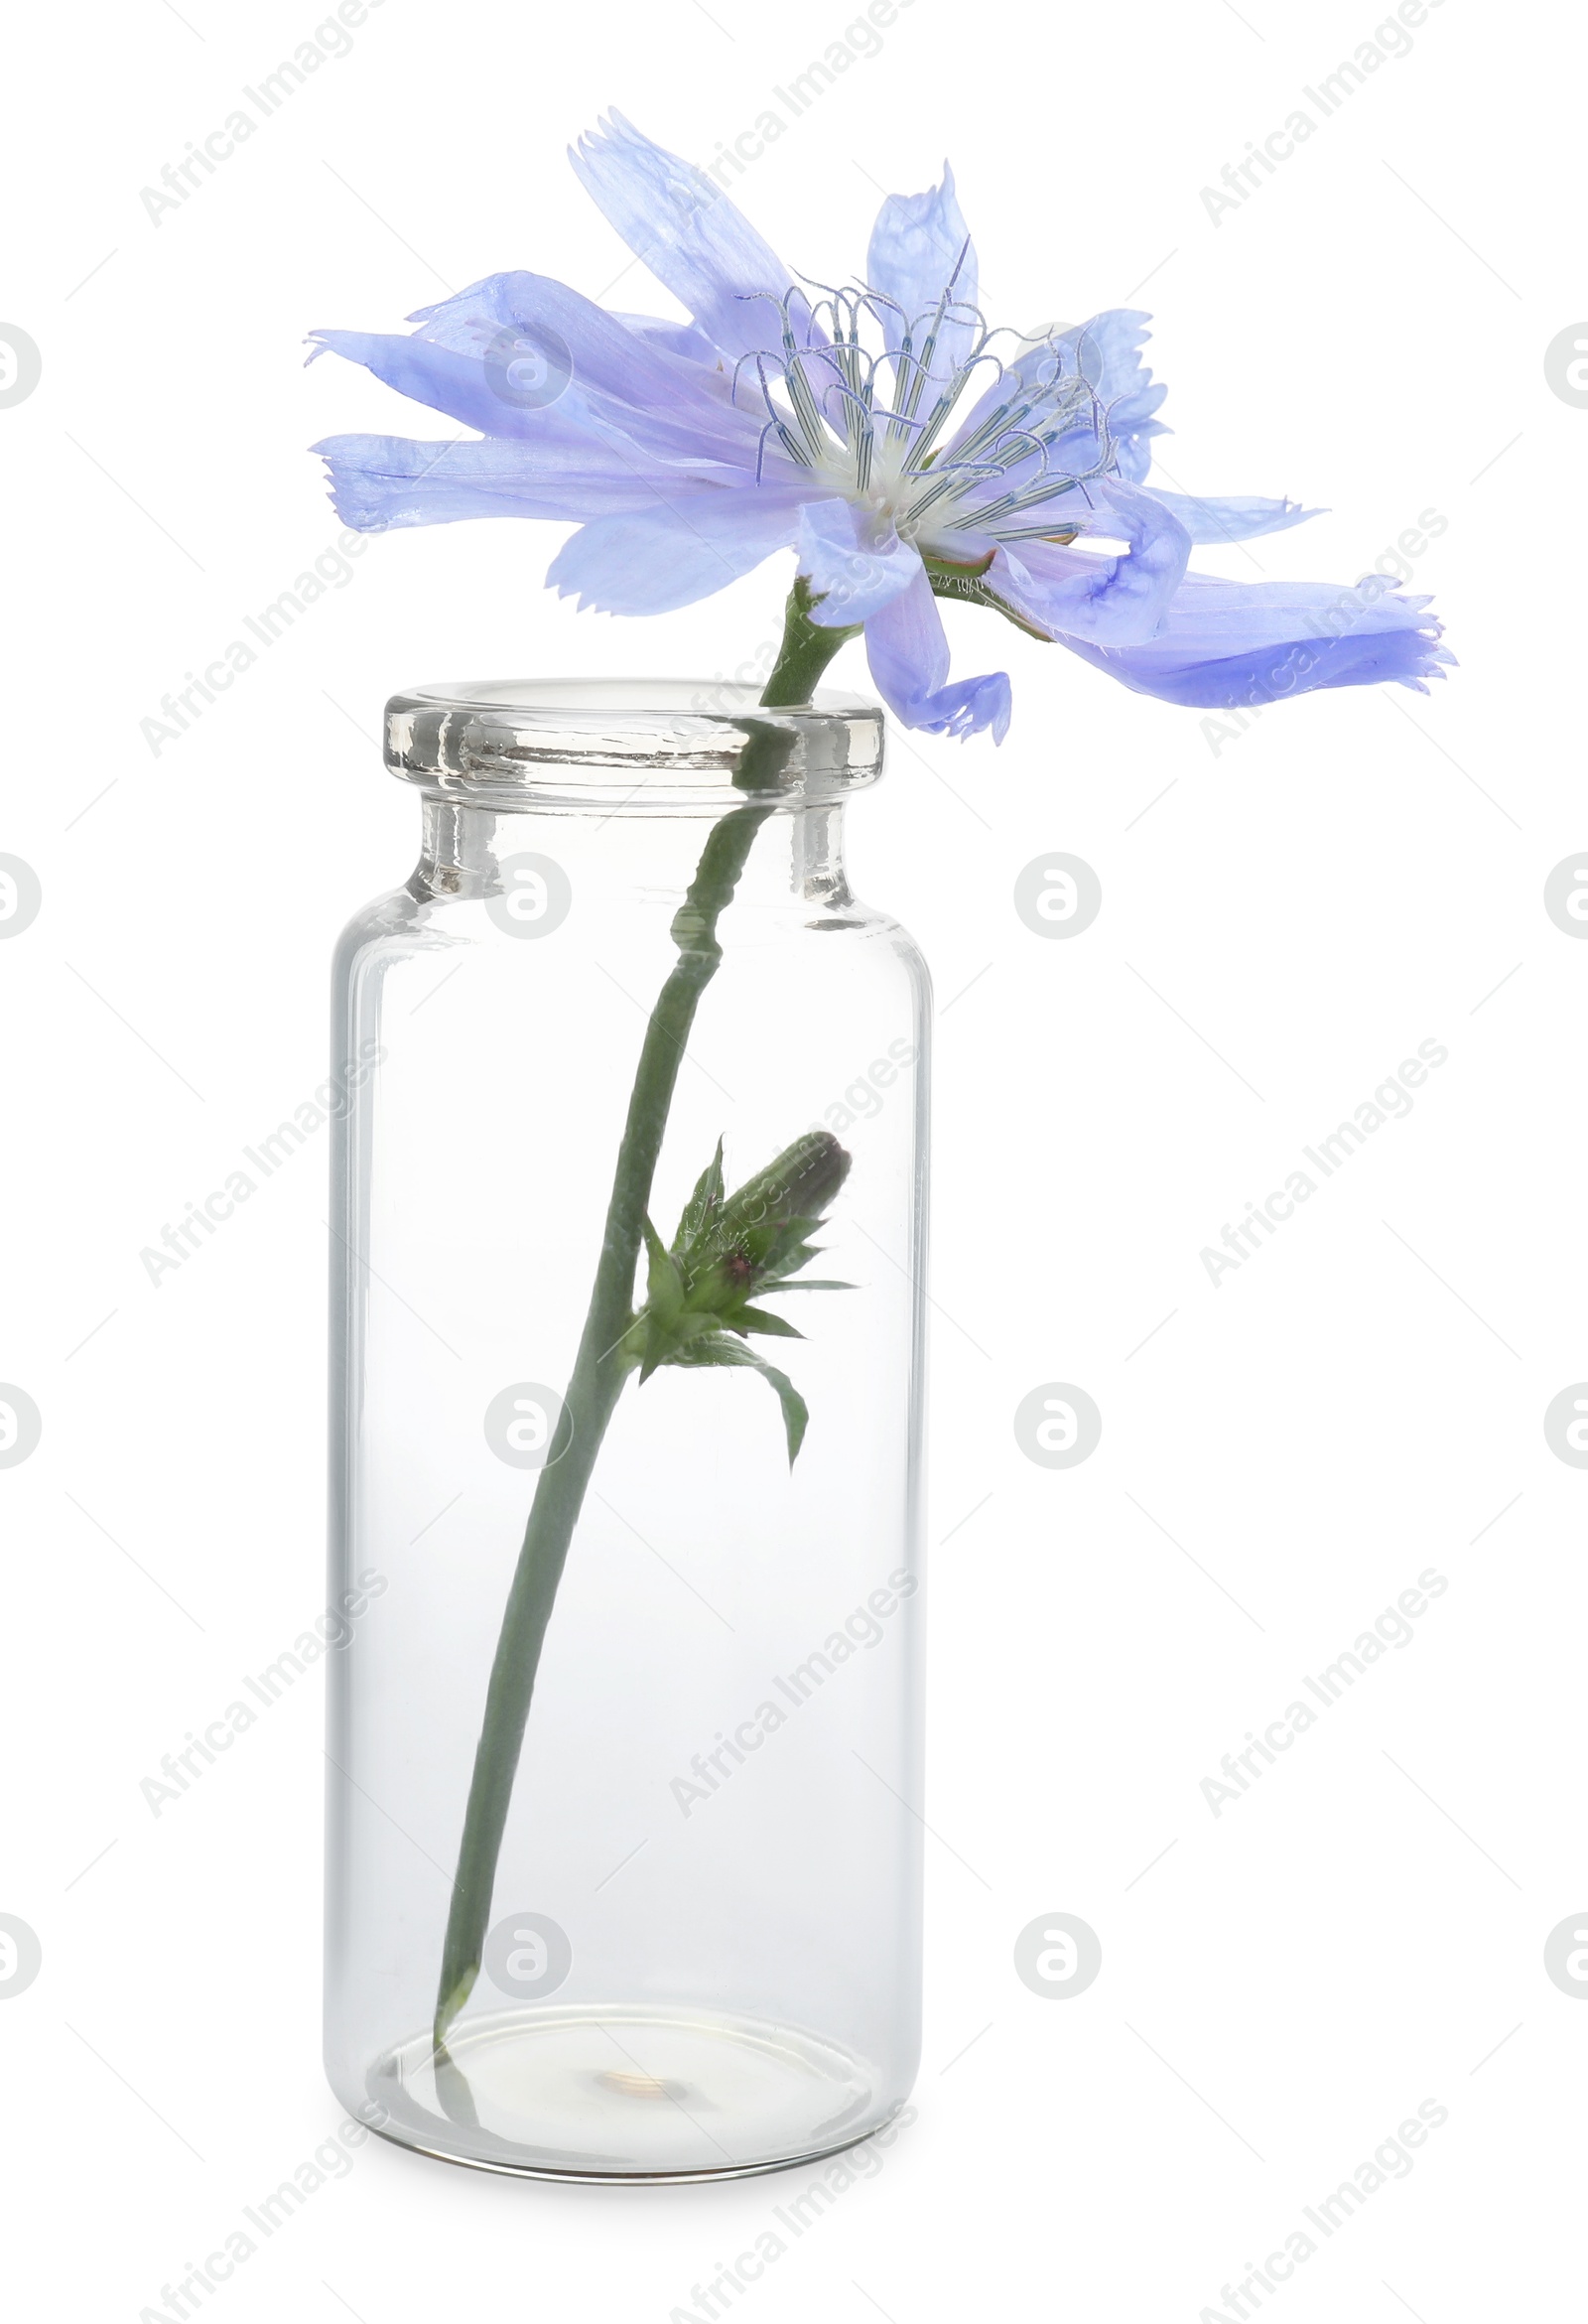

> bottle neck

[{"left": 417, "top": 798, "right": 853, "bottom": 913}]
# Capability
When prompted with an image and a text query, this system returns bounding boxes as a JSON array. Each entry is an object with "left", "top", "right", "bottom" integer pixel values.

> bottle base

[{"left": 361, "top": 2000, "right": 898, "bottom": 2182}]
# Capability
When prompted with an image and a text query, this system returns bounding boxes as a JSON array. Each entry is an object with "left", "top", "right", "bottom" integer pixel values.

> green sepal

[
  {"left": 924, "top": 560, "right": 1062, "bottom": 642},
  {"left": 755, "top": 1228, "right": 824, "bottom": 1283},
  {"left": 921, "top": 545, "right": 996, "bottom": 578},
  {"left": 633, "top": 1215, "right": 687, "bottom": 1381},
  {"left": 641, "top": 1215, "right": 685, "bottom": 1324},
  {"left": 732, "top": 1304, "right": 805, "bottom": 1340},
  {"left": 663, "top": 1333, "right": 811, "bottom": 1465},
  {"left": 672, "top": 1138, "right": 725, "bottom": 1255}
]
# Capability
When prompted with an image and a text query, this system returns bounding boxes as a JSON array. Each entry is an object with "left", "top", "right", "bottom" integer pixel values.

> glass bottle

[{"left": 325, "top": 680, "right": 928, "bottom": 2180}]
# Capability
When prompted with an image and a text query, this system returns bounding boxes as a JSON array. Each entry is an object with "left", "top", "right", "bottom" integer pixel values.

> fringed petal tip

[
  {"left": 1049, "top": 569, "right": 1452, "bottom": 709},
  {"left": 306, "top": 326, "right": 388, "bottom": 364},
  {"left": 898, "top": 668, "right": 1013, "bottom": 745},
  {"left": 957, "top": 672, "right": 1013, "bottom": 744},
  {"left": 863, "top": 569, "right": 1010, "bottom": 743},
  {"left": 570, "top": 104, "right": 629, "bottom": 162},
  {"left": 548, "top": 578, "right": 609, "bottom": 615},
  {"left": 1392, "top": 641, "right": 1458, "bottom": 694},
  {"left": 315, "top": 474, "right": 388, "bottom": 533},
  {"left": 547, "top": 556, "right": 626, "bottom": 616},
  {"left": 1134, "top": 487, "right": 1325, "bottom": 545},
  {"left": 309, "top": 439, "right": 392, "bottom": 531}
]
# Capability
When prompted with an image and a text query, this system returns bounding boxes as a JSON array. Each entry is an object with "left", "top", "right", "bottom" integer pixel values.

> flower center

[{"left": 734, "top": 284, "right": 1120, "bottom": 549}]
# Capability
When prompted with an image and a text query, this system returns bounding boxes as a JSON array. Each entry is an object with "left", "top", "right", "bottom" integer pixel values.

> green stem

[{"left": 433, "top": 588, "right": 857, "bottom": 2046}]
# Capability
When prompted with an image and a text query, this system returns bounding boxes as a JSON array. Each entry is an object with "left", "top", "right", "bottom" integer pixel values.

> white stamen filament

[{"left": 731, "top": 285, "right": 1122, "bottom": 555}]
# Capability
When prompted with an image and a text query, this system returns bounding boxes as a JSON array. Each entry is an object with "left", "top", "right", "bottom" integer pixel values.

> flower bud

[{"left": 713, "top": 1132, "right": 851, "bottom": 1242}]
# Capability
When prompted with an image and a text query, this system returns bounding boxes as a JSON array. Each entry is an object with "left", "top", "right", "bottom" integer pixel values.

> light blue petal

[
  {"left": 570, "top": 112, "right": 799, "bottom": 361},
  {"left": 797, "top": 500, "right": 921, "bottom": 626},
  {"left": 312, "top": 433, "right": 745, "bottom": 529},
  {"left": 1055, "top": 569, "right": 1453, "bottom": 705},
  {"left": 406, "top": 271, "right": 722, "bottom": 421},
  {"left": 865, "top": 164, "right": 979, "bottom": 385},
  {"left": 308, "top": 321, "right": 760, "bottom": 477},
  {"left": 1060, "top": 311, "right": 1166, "bottom": 481},
  {"left": 947, "top": 309, "right": 1164, "bottom": 479},
  {"left": 547, "top": 488, "right": 803, "bottom": 615},
  {"left": 989, "top": 482, "right": 1191, "bottom": 647},
  {"left": 1059, "top": 310, "right": 1159, "bottom": 405},
  {"left": 610, "top": 311, "right": 724, "bottom": 365},
  {"left": 387, "top": 272, "right": 770, "bottom": 465},
  {"left": 310, "top": 326, "right": 550, "bottom": 441},
  {"left": 864, "top": 568, "right": 1011, "bottom": 743},
  {"left": 1137, "top": 487, "right": 1321, "bottom": 544}
]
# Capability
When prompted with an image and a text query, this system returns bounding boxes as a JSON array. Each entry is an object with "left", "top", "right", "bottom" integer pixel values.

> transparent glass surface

[{"left": 325, "top": 682, "right": 929, "bottom": 2180}]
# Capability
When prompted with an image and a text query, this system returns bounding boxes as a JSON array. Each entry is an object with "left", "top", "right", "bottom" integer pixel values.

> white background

[{"left": 3, "top": 0, "right": 1584, "bottom": 2316}]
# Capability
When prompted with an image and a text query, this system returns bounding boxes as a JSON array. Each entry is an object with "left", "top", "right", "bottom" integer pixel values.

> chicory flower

[{"left": 312, "top": 112, "right": 1449, "bottom": 742}]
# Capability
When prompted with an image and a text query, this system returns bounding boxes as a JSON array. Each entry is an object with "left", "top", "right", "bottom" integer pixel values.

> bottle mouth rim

[{"left": 384, "top": 678, "right": 885, "bottom": 812}]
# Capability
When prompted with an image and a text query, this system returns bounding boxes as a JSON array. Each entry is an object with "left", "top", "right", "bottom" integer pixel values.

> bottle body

[{"left": 325, "top": 682, "right": 928, "bottom": 2179}]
